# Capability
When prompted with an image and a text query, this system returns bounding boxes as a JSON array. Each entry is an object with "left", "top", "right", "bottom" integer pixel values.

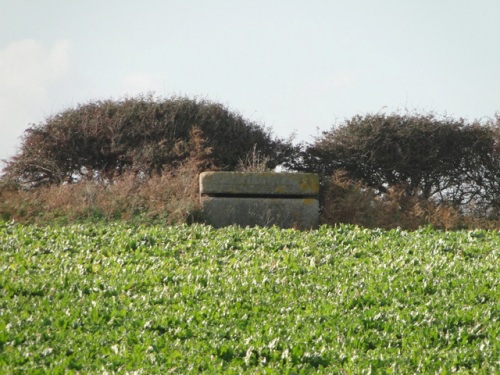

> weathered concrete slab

[
  {"left": 199, "top": 172, "right": 319, "bottom": 229},
  {"left": 200, "top": 172, "right": 319, "bottom": 196},
  {"left": 202, "top": 197, "right": 319, "bottom": 228}
]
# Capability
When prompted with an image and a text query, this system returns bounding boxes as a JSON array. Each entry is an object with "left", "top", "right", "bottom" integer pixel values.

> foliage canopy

[
  {"left": 2, "top": 95, "right": 295, "bottom": 187},
  {"left": 300, "top": 112, "right": 500, "bottom": 211}
]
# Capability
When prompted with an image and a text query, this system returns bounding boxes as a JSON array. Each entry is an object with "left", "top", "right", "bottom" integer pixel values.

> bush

[
  {"left": 4, "top": 99, "right": 500, "bottom": 229},
  {"left": 300, "top": 111, "right": 496, "bottom": 209},
  {"left": 0, "top": 129, "right": 209, "bottom": 224},
  {"left": 321, "top": 171, "right": 464, "bottom": 230},
  {"left": 2, "top": 95, "right": 296, "bottom": 187}
]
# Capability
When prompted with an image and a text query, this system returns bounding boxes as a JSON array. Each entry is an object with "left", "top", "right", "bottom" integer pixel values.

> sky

[{"left": 1, "top": 0, "right": 500, "bottom": 164}]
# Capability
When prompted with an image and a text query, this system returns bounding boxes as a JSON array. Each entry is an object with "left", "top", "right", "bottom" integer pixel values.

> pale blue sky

[{"left": 1, "top": 0, "right": 499, "bottom": 163}]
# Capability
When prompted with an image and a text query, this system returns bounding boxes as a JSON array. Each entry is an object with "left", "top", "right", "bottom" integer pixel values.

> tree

[
  {"left": 2, "top": 95, "right": 296, "bottom": 187},
  {"left": 299, "top": 112, "right": 495, "bottom": 207}
]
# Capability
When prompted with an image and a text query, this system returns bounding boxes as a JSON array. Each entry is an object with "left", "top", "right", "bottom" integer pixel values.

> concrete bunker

[{"left": 199, "top": 172, "right": 319, "bottom": 229}]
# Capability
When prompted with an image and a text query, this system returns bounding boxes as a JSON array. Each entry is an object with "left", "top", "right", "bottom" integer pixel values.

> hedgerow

[{"left": 2, "top": 99, "right": 500, "bottom": 229}]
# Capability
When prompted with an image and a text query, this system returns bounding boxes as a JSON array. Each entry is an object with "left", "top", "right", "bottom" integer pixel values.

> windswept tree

[
  {"left": 478, "top": 113, "right": 500, "bottom": 214},
  {"left": 299, "top": 112, "right": 497, "bottom": 208},
  {"left": 2, "top": 95, "right": 296, "bottom": 188}
]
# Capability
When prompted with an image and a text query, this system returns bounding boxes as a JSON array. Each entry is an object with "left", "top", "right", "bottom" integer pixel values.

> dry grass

[
  {"left": 0, "top": 127, "right": 215, "bottom": 225},
  {"left": 320, "top": 171, "right": 477, "bottom": 230},
  {"left": 0, "top": 162, "right": 204, "bottom": 225},
  {"left": 2, "top": 166, "right": 500, "bottom": 230},
  {"left": 237, "top": 144, "right": 272, "bottom": 172}
]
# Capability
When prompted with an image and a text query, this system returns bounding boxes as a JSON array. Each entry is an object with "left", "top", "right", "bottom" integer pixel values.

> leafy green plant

[{"left": 1, "top": 223, "right": 498, "bottom": 373}]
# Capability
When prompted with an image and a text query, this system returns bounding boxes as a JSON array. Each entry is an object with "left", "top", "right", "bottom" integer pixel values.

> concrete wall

[{"left": 200, "top": 172, "right": 319, "bottom": 229}]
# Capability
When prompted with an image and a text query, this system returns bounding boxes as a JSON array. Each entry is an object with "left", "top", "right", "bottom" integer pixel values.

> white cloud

[{"left": 0, "top": 39, "right": 71, "bottom": 162}]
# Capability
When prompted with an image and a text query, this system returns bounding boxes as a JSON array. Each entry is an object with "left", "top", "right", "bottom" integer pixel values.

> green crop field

[{"left": 0, "top": 222, "right": 498, "bottom": 374}]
